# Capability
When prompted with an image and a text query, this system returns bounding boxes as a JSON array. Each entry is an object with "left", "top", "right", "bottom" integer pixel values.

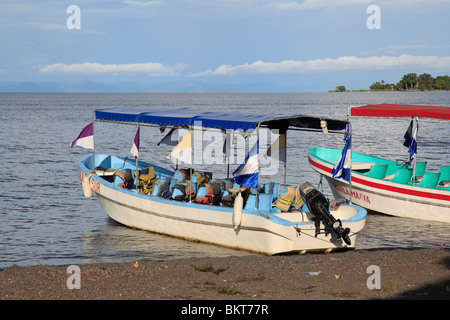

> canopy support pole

[
  {"left": 189, "top": 126, "right": 193, "bottom": 203},
  {"left": 135, "top": 124, "right": 140, "bottom": 172},
  {"left": 348, "top": 122, "right": 353, "bottom": 204},
  {"left": 255, "top": 126, "right": 260, "bottom": 210},
  {"left": 283, "top": 131, "right": 287, "bottom": 190},
  {"left": 92, "top": 110, "right": 96, "bottom": 170},
  {"left": 226, "top": 130, "right": 230, "bottom": 179}
]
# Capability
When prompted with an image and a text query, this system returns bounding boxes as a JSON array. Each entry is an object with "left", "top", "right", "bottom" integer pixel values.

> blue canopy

[{"left": 94, "top": 107, "right": 348, "bottom": 132}]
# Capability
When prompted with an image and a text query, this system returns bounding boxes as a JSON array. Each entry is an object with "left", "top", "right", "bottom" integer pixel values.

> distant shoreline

[{"left": 1, "top": 90, "right": 449, "bottom": 94}]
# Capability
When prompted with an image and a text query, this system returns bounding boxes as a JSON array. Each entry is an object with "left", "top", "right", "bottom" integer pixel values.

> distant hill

[{"left": 0, "top": 80, "right": 294, "bottom": 93}]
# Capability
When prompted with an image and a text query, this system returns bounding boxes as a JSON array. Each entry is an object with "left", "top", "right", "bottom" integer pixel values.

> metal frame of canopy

[{"left": 89, "top": 107, "right": 352, "bottom": 205}]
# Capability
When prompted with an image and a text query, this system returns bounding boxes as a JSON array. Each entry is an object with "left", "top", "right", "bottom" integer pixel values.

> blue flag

[
  {"left": 331, "top": 136, "right": 352, "bottom": 183},
  {"left": 233, "top": 140, "right": 259, "bottom": 188},
  {"left": 403, "top": 119, "right": 413, "bottom": 148},
  {"left": 408, "top": 119, "right": 418, "bottom": 162}
]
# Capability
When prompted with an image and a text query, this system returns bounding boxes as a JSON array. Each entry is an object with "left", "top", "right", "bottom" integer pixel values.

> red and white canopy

[{"left": 350, "top": 103, "right": 450, "bottom": 120}]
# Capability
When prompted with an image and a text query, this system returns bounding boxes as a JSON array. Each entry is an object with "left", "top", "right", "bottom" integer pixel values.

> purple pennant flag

[
  {"left": 157, "top": 127, "right": 179, "bottom": 146},
  {"left": 130, "top": 126, "right": 140, "bottom": 159},
  {"left": 71, "top": 122, "right": 94, "bottom": 149}
]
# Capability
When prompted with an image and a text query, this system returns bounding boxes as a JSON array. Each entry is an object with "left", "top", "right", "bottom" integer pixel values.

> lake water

[{"left": 1, "top": 91, "right": 449, "bottom": 268}]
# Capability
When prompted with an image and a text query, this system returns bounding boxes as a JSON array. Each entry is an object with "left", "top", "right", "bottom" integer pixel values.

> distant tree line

[
  {"left": 334, "top": 85, "right": 347, "bottom": 92},
  {"left": 370, "top": 73, "right": 450, "bottom": 91}
]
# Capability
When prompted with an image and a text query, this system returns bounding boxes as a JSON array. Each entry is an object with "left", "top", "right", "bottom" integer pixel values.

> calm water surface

[{"left": 1, "top": 92, "right": 449, "bottom": 268}]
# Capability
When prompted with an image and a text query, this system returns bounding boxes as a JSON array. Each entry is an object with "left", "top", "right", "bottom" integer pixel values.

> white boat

[
  {"left": 309, "top": 103, "right": 450, "bottom": 223},
  {"left": 75, "top": 107, "right": 367, "bottom": 255}
]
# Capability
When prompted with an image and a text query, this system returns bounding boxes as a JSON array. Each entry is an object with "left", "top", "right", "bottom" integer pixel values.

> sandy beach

[{"left": 1, "top": 248, "right": 448, "bottom": 302}]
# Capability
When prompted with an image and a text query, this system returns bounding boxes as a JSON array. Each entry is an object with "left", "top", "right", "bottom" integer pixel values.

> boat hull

[
  {"left": 308, "top": 147, "right": 450, "bottom": 223},
  {"left": 79, "top": 154, "right": 367, "bottom": 255}
]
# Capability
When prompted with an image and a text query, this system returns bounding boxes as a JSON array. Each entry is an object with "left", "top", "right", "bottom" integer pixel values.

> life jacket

[
  {"left": 293, "top": 186, "right": 304, "bottom": 210},
  {"left": 184, "top": 180, "right": 196, "bottom": 200},
  {"left": 193, "top": 172, "right": 211, "bottom": 185},
  {"left": 115, "top": 169, "right": 134, "bottom": 189},
  {"left": 159, "top": 179, "right": 172, "bottom": 198},
  {"left": 172, "top": 183, "right": 186, "bottom": 201},
  {"left": 180, "top": 169, "right": 191, "bottom": 181},
  {"left": 194, "top": 182, "right": 222, "bottom": 205},
  {"left": 135, "top": 167, "right": 156, "bottom": 194},
  {"left": 274, "top": 185, "right": 303, "bottom": 212},
  {"left": 221, "top": 187, "right": 250, "bottom": 207}
]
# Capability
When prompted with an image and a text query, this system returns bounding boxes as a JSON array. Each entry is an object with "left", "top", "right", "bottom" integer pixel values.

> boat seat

[
  {"left": 409, "top": 161, "right": 428, "bottom": 183},
  {"left": 173, "top": 169, "right": 187, "bottom": 182},
  {"left": 387, "top": 168, "right": 412, "bottom": 184},
  {"left": 152, "top": 179, "right": 162, "bottom": 196},
  {"left": 261, "top": 183, "right": 281, "bottom": 198},
  {"left": 438, "top": 181, "right": 450, "bottom": 188},
  {"left": 245, "top": 193, "right": 274, "bottom": 211},
  {"left": 245, "top": 194, "right": 256, "bottom": 210},
  {"left": 417, "top": 172, "right": 441, "bottom": 189},
  {"left": 437, "top": 166, "right": 450, "bottom": 187},
  {"left": 364, "top": 164, "right": 388, "bottom": 179},
  {"left": 258, "top": 193, "right": 274, "bottom": 212},
  {"left": 411, "top": 161, "right": 427, "bottom": 176}
]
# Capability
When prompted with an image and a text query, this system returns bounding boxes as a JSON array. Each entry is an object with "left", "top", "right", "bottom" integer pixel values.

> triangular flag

[
  {"left": 130, "top": 126, "right": 140, "bottom": 159},
  {"left": 265, "top": 133, "right": 286, "bottom": 163},
  {"left": 71, "top": 122, "right": 94, "bottom": 150},
  {"left": 166, "top": 130, "right": 193, "bottom": 165},
  {"left": 408, "top": 119, "right": 418, "bottom": 162},
  {"left": 331, "top": 136, "right": 352, "bottom": 183},
  {"left": 233, "top": 140, "right": 259, "bottom": 188},
  {"left": 403, "top": 119, "right": 413, "bottom": 148},
  {"left": 158, "top": 127, "right": 181, "bottom": 146}
]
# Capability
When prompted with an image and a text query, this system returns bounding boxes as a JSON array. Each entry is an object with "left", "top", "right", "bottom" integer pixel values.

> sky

[{"left": 1, "top": 0, "right": 449, "bottom": 92}]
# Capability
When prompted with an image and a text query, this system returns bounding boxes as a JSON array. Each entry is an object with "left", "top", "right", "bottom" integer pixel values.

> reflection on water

[
  {"left": 79, "top": 218, "right": 256, "bottom": 265},
  {"left": 75, "top": 212, "right": 449, "bottom": 268},
  {"left": 356, "top": 212, "right": 449, "bottom": 250}
]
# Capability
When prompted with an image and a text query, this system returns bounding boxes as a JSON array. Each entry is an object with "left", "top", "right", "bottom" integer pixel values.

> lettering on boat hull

[
  {"left": 90, "top": 179, "right": 100, "bottom": 193},
  {"left": 334, "top": 184, "right": 371, "bottom": 204}
]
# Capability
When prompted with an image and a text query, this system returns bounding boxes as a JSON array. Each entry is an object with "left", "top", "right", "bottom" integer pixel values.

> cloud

[
  {"left": 8, "top": 22, "right": 67, "bottom": 31},
  {"left": 192, "top": 55, "right": 450, "bottom": 76},
  {"left": 379, "top": 44, "right": 450, "bottom": 54},
  {"left": 266, "top": 0, "right": 449, "bottom": 10},
  {"left": 267, "top": 0, "right": 375, "bottom": 10},
  {"left": 123, "top": 0, "right": 164, "bottom": 6},
  {"left": 38, "top": 62, "right": 188, "bottom": 76}
]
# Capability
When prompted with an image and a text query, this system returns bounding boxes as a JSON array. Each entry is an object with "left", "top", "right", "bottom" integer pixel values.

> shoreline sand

[{"left": 1, "top": 248, "right": 448, "bottom": 301}]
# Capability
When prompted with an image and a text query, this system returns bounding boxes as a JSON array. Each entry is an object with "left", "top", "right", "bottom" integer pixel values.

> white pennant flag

[
  {"left": 166, "top": 130, "right": 193, "bottom": 165},
  {"left": 130, "top": 126, "right": 140, "bottom": 159}
]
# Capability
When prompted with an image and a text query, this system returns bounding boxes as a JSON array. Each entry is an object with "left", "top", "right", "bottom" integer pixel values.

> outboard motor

[{"left": 299, "top": 182, "right": 351, "bottom": 245}]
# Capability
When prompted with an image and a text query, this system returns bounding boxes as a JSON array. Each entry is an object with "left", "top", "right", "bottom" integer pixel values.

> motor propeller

[{"left": 299, "top": 182, "right": 351, "bottom": 245}]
